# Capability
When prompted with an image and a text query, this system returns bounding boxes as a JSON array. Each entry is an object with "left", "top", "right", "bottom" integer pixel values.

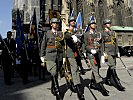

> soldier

[
  {"left": 40, "top": 18, "right": 63, "bottom": 100},
  {"left": 84, "top": 20, "right": 109, "bottom": 96},
  {"left": 102, "top": 19, "right": 125, "bottom": 91},
  {"left": 68, "top": 16, "right": 85, "bottom": 75},
  {"left": 1, "top": 31, "right": 16, "bottom": 85},
  {"left": 64, "top": 16, "right": 85, "bottom": 100},
  {"left": 20, "top": 42, "right": 30, "bottom": 84}
]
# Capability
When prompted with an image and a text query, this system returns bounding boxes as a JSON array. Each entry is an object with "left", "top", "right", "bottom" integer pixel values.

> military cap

[
  {"left": 7, "top": 31, "right": 12, "bottom": 35},
  {"left": 50, "top": 18, "right": 59, "bottom": 24},
  {"left": 68, "top": 16, "right": 76, "bottom": 23},
  {"left": 103, "top": 19, "right": 112, "bottom": 25},
  {"left": 88, "top": 20, "right": 96, "bottom": 26}
]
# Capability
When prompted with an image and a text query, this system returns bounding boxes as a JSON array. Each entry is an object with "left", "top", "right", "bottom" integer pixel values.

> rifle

[
  {"left": 0, "top": 35, "right": 15, "bottom": 64},
  {"left": 119, "top": 57, "right": 131, "bottom": 76}
]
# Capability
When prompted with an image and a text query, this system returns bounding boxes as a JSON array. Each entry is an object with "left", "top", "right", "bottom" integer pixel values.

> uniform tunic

[
  {"left": 40, "top": 30, "right": 63, "bottom": 76},
  {"left": 84, "top": 31, "right": 102, "bottom": 83},
  {"left": 64, "top": 28, "right": 82, "bottom": 85},
  {"left": 102, "top": 30, "right": 119, "bottom": 69}
]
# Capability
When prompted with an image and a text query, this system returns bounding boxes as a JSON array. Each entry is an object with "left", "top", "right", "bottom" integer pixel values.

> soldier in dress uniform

[
  {"left": 64, "top": 16, "right": 85, "bottom": 100},
  {"left": 68, "top": 16, "right": 85, "bottom": 75},
  {"left": 40, "top": 18, "right": 63, "bottom": 100},
  {"left": 1, "top": 31, "right": 16, "bottom": 85},
  {"left": 84, "top": 20, "right": 109, "bottom": 96},
  {"left": 101, "top": 19, "right": 125, "bottom": 91}
]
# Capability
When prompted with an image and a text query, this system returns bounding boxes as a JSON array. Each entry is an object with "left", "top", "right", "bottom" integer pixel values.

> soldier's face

[
  {"left": 90, "top": 23, "right": 97, "bottom": 29},
  {"left": 106, "top": 23, "right": 111, "bottom": 28},
  {"left": 70, "top": 20, "right": 75, "bottom": 27},
  {"left": 51, "top": 23, "right": 58, "bottom": 29}
]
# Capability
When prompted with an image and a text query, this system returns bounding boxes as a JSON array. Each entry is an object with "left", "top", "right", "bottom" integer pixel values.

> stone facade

[
  {"left": 67, "top": 0, "right": 133, "bottom": 31},
  {"left": 12, "top": 0, "right": 40, "bottom": 24},
  {"left": 12, "top": 0, "right": 133, "bottom": 32}
]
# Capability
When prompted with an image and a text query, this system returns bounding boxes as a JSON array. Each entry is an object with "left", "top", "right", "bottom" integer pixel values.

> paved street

[{"left": 0, "top": 56, "right": 133, "bottom": 100}]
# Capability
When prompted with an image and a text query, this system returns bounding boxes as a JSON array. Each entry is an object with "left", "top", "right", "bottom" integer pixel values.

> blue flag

[
  {"left": 84, "top": 15, "right": 95, "bottom": 33},
  {"left": 16, "top": 9, "right": 25, "bottom": 56},
  {"left": 76, "top": 12, "right": 82, "bottom": 29},
  {"left": 71, "top": 9, "right": 74, "bottom": 17},
  {"left": 90, "top": 15, "right": 94, "bottom": 20}
]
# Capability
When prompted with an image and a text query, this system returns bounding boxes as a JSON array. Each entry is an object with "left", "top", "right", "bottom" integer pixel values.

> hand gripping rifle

[{"left": 119, "top": 57, "right": 131, "bottom": 76}]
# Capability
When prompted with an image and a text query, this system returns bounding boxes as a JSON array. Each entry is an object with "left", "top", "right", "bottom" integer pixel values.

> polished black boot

[
  {"left": 76, "top": 84, "right": 85, "bottom": 100},
  {"left": 98, "top": 82, "right": 109, "bottom": 96},
  {"left": 90, "top": 79, "right": 98, "bottom": 90},
  {"left": 111, "top": 69, "right": 125, "bottom": 91},
  {"left": 51, "top": 76, "right": 62, "bottom": 100},
  {"left": 105, "top": 68, "right": 112, "bottom": 86}
]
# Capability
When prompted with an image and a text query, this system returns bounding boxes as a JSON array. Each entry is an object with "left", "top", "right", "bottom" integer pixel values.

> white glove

[
  {"left": 40, "top": 57, "right": 46, "bottom": 63},
  {"left": 117, "top": 52, "right": 120, "bottom": 58},
  {"left": 101, "top": 55, "right": 105, "bottom": 64},
  {"left": 63, "top": 58, "right": 65, "bottom": 64},
  {"left": 83, "top": 53, "right": 87, "bottom": 58},
  {"left": 71, "top": 35, "right": 78, "bottom": 43},
  {"left": 91, "top": 49, "right": 96, "bottom": 54}
]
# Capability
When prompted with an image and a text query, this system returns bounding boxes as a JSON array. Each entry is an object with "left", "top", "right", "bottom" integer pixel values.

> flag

[
  {"left": 62, "top": 20, "right": 69, "bottom": 33},
  {"left": 90, "top": 15, "right": 94, "bottom": 21},
  {"left": 71, "top": 9, "right": 74, "bottom": 17},
  {"left": 28, "top": 8, "right": 40, "bottom": 58},
  {"left": 84, "top": 15, "right": 95, "bottom": 33},
  {"left": 29, "top": 8, "right": 37, "bottom": 41},
  {"left": 29, "top": 8, "right": 39, "bottom": 49},
  {"left": 75, "top": 12, "right": 82, "bottom": 29},
  {"left": 16, "top": 9, "right": 25, "bottom": 56}
]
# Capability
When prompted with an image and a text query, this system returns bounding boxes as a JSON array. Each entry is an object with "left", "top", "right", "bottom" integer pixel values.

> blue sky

[{"left": 0, "top": 0, "right": 12, "bottom": 38}]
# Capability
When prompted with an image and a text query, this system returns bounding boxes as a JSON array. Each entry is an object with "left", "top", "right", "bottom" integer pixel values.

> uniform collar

[
  {"left": 89, "top": 30, "right": 95, "bottom": 34},
  {"left": 52, "top": 28, "right": 57, "bottom": 34}
]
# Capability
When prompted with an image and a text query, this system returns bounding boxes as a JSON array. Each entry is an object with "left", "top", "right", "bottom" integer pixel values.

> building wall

[
  {"left": 12, "top": 0, "right": 40, "bottom": 24},
  {"left": 64, "top": 0, "right": 133, "bottom": 31},
  {"left": 12, "top": 0, "right": 133, "bottom": 32}
]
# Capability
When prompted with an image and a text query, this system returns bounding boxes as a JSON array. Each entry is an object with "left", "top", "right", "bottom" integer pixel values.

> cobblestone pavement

[{"left": 0, "top": 56, "right": 133, "bottom": 100}]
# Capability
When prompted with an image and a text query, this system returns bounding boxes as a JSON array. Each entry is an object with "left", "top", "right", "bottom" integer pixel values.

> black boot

[
  {"left": 51, "top": 76, "right": 62, "bottom": 100},
  {"left": 68, "top": 79, "right": 77, "bottom": 93},
  {"left": 51, "top": 77, "right": 56, "bottom": 96},
  {"left": 105, "top": 68, "right": 112, "bottom": 86},
  {"left": 76, "top": 84, "right": 85, "bottom": 100},
  {"left": 98, "top": 82, "right": 109, "bottom": 96},
  {"left": 90, "top": 79, "right": 98, "bottom": 90},
  {"left": 111, "top": 69, "right": 125, "bottom": 91}
]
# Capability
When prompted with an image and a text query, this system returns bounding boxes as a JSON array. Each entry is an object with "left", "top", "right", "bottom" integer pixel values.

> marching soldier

[
  {"left": 84, "top": 20, "right": 109, "bottom": 96},
  {"left": 64, "top": 16, "right": 85, "bottom": 100},
  {"left": 101, "top": 19, "right": 125, "bottom": 91},
  {"left": 40, "top": 18, "right": 63, "bottom": 100},
  {"left": 1, "top": 31, "right": 16, "bottom": 85},
  {"left": 68, "top": 16, "right": 85, "bottom": 75}
]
